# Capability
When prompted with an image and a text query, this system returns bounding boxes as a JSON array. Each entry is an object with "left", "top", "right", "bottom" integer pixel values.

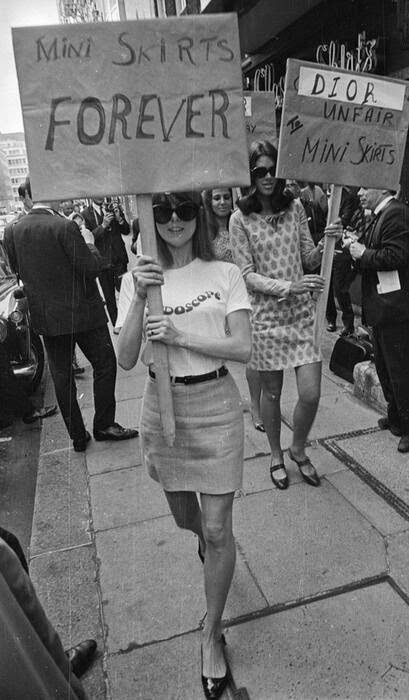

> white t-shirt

[{"left": 116, "top": 258, "right": 251, "bottom": 376}]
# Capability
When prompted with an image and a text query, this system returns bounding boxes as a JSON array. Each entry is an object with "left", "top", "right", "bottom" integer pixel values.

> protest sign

[
  {"left": 243, "top": 91, "right": 277, "bottom": 147},
  {"left": 276, "top": 59, "right": 409, "bottom": 189},
  {"left": 12, "top": 15, "right": 250, "bottom": 201}
]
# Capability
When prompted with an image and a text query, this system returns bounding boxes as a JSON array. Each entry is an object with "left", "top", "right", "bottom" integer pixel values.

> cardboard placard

[
  {"left": 276, "top": 59, "right": 409, "bottom": 189},
  {"left": 243, "top": 91, "right": 277, "bottom": 147},
  {"left": 12, "top": 15, "right": 250, "bottom": 200}
]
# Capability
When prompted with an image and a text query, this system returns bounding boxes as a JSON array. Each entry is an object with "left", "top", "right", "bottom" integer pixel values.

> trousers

[
  {"left": 43, "top": 324, "right": 117, "bottom": 443},
  {"left": 372, "top": 321, "right": 409, "bottom": 434}
]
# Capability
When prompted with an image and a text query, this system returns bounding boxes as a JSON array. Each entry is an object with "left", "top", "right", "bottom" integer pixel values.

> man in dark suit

[
  {"left": 4, "top": 179, "right": 138, "bottom": 451},
  {"left": 348, "top": 188, "right": 409, "bottom": 453},
  {"left": 81, "top": 197, "right": 130, "bottom": 327}
]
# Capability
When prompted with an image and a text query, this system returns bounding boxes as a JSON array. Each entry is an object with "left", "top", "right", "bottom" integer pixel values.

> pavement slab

[
  {"left": 226, "top": 581, "right": 409, "bottom": 699},
  {"left": 90, "top": 466, "right": 170, "bottom": 530},
  {"left": 328, "top": 468, "right": 409, "bottom": 536},
  {"left": 86, "top": 437, "right": 142, "bottom": 475},
  {"left": 106, "top": 631, "right": 206, "bottom": 700},
  {"left": 386, "top": 531, "right": 409, "bottom": 599},
  {"left": 30, "top": 449, "right": 91, "bottom": 556},
  {"left": 233, "top": 481, "right": 386, "bottom": 605},
  {"left": 96, "top": 517, "right": 266, "bottom": 652},
  {"left": 282, "top": 391, "right": 380, "bottom": 440},
  {"left": 335, "top": 431, "right": 409, "bottom": 503}
]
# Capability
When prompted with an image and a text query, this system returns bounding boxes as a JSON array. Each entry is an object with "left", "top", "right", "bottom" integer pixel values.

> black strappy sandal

[{"left": 288, "top": 449, "right": 320, "bottom": 487}]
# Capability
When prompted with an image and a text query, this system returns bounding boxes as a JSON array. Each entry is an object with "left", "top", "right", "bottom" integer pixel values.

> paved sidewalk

[{"left": 29, "top": 330, "right": 409, "bottom": 699}]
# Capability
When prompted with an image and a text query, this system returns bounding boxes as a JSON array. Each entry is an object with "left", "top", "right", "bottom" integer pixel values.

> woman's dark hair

[
  {"left": 237, "top": 140, "right": 294, "bottom": 216},
  {"left": 18, "top": 176, "right": 31, "bottom": 200},
  {"left": 152, "top": 190, "right": 214, "bottom": 268},
  {"left": 201, "top": 188, "right": 233, "bottom": 240}
]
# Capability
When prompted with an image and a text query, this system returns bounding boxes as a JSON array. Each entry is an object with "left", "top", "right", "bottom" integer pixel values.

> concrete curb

[{"left": 29, "top": 365, "right": 107, "bottom": 699}]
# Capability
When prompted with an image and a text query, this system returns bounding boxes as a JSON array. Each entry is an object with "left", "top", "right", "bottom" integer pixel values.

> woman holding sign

[
  {"left": 229, "top": 140, "right": 342, "bottom": 490},
  {"left": 117, "top": 190, "right": 251, "bottom": 699}
]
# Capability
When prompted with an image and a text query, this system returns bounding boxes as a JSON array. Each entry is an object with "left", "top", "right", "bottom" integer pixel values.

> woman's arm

[
  {"left": 229, "top": 211, "right": 293, "bottom": 297},
  {"left": 117, "top": 257, "right": 164, "bottom": 370},
  {"left": 146, "top": 308, "right": 252, "bottom": 363}
]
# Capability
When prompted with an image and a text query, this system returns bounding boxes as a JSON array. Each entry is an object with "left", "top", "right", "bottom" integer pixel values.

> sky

[{"left": 0, "top": 0, "right": 59, "bottom": 134}]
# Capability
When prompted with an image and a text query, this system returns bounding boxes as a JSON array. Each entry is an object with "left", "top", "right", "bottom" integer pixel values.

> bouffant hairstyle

[
  {"left": 152, "top": 190, "right": 214, "bottom": 268},
  {"left": 237, "top": 140, "right": 294, "bottom": 216},
  {"left": 201, "top": 187, "right": 233, "bottom": 240}
]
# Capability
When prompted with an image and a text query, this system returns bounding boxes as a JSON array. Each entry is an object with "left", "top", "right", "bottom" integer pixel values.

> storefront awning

[{"left": 202, "top": 0, "right": 324, "bottom": 54}]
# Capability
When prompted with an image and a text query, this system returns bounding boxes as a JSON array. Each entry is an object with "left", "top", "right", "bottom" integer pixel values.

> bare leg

[
  {"left": 246, "top": 367, "right": 263, "bottom": 428},
  {"left": 291, "top": 362, "right": 322, "bottom": 476},
  {"left": 200, "top": 491, "right": 235, "bottom": 679},
  {"left": 259, "top": 370, "right": 285, "bottom": 477},
  {"left": 164, "top": 490, "right": 206, "bottom": 557}
]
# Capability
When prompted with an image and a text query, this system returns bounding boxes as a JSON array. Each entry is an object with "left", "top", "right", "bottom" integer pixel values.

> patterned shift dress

[{"left": 229, "top": 198, "right": 322, "bottom": 371}]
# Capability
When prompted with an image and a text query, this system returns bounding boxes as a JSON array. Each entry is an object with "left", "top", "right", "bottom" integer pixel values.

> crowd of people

[{"left": 1, "top": 136, "right": 409, "bottom": 698}]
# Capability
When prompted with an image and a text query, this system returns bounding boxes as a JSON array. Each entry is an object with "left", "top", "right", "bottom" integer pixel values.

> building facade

[{"left": 0, "top": 133, "right": 28, "bottom": 213}]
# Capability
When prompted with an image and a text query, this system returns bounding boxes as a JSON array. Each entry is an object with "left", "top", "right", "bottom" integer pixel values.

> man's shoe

[
  {"left": 326, "top": 322, "right": 337, "bottom": 332},
  {"left": 378, "top": 417, "right": 402, "bottom": 437},
  {"left": 73, "top": 431, "right": 91, "bottom": 452},
  {"left": 398, "top": 436, "right": 409, "bottom": 453},
  {"left": 94, "top": 423, "right": 139, "bottom": 441},
  {"left": 23, "top": 405, "right": 58, "bottom": 424},
  {"left": 66, "top": 639, "right": 97, "bottom": 678}
]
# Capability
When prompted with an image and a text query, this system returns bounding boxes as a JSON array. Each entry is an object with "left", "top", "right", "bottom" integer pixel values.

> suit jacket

[
  {"left": 81, "top": 205, "right": 129, "bottom": 269},
  {"left": 359, "top": 199, "right": 409, "bottom": 327},
  {"left": 4, "top": 208, "right": 107, "bottom": 336}
]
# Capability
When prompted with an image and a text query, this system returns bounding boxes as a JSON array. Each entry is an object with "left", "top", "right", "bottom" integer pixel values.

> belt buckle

[{"left": 183, "top": 375, "right": 193, "bottom": 384}]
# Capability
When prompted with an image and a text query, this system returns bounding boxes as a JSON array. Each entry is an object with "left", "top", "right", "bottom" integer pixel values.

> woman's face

[
  {"left": 253, "top": 155, "right": 277, "bottom": 198},
  {"left": 154, "top": 198, "right": 198, "bottom": 251},
  {"left": 211, "top": 188, "right": 232, "bottom": 218}
]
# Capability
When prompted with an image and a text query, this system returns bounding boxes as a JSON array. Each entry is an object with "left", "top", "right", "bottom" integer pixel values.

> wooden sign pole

[
  {"left": 313, "top": 184, "right": 342, "bottom": 348},
  {"left": 137, "top": 194, "right": 175, "bottom": 447}
]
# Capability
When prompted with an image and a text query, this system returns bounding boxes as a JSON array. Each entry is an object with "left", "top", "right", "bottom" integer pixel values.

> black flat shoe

[
  {"left": 201, "top": 639, "right": 228, "bottom": 700},
  {"left": 23, "top": 404, "right": 58, "bottom": 424},
  {"left": 66, "top": 638, "right": 97, "bottom": 677},
  {"left": 269, "top": 463, "right": 289, "bottom": 490},
  {"left": 288, "top": 449, "right": 320, "bottom": 487},
  {"left": 94, "top": 423, "right": 139, "bottom": 441},
  {"left": 73, "top": 431, "right": 91, "bottom": 452}
]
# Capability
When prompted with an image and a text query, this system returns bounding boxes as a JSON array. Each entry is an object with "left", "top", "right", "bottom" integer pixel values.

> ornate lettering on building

[
  {"left": 254, "top": 63, "right": 285, "bottom": 109},
  {"left": 316, "top": 32, "right": 378, "bottom": 74}
]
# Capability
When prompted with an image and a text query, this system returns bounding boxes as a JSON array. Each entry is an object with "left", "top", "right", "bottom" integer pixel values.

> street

[{"left": 22, "top": 328, "right": 409, "bottom": 700}]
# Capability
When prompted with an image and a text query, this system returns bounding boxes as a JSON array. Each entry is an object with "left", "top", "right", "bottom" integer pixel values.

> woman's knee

[
  {"left": 202, "top": 516, "right": 233, "bottom": 548},
  {"left": 299, "top": 386, "right": 321, "bottom": 406}
]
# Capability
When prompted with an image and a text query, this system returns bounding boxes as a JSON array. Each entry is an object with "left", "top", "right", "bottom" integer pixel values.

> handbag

[{"left": 329, "top": 331, "right": 374, "bottom": 384}]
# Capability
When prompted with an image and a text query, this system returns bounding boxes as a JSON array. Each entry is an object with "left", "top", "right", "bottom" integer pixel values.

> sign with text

[
  {"left": 12, "top": 15, "right": 250, "bottom": 200},
  {"left": 276, "top": 59, "right": 409, "bottom": 189},
  {"left": 243, "top": 91, "right": 277, "bottom": 147}
]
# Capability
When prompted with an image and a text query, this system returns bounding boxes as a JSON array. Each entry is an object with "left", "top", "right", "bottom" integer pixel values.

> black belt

[{"left": 148, "top": 365, "right": 228, "bottom": 385}]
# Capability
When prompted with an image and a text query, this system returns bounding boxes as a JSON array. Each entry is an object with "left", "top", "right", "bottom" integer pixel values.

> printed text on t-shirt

[{"left": 163, "top": 290, "right": 221, "bottom": 315}]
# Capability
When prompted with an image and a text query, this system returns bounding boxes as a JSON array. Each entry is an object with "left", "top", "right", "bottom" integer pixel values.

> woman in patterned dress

[
  {"left": 202, "top": 187, "right": 234, "bottom": 263},
  {"left": 203, "top": 187, "right": 265, "bottom": 432},
  {"left": 229, "top": 140, "right": 342, "bottom": 490}
]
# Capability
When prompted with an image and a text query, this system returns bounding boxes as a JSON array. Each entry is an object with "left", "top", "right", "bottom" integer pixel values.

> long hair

[
  {"left": 152, "top": 191, "right": 214, "bottom": 268},
  {"left": 201, "top": 188, "right": 233, "bottom": 240},
  {"left": 237, "top": 140, "right": 294, "bottom": 216}
]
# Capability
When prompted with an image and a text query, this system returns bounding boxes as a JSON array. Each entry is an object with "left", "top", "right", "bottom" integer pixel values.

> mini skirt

[{"left": 140, "top": 371, "right": 244, "bottom": 494}]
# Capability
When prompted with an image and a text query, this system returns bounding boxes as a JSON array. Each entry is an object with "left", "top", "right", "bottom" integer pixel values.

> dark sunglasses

[
  {"left": 251, "top": 165, "right": 276, "bottom": 179},
  {"left": 153, "top": 201, "right": 198, "bottom": 224}
]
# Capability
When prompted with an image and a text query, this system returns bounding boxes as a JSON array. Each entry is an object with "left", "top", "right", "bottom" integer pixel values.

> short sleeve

[
  {"left": 225, "top": 263, "right": 252, "bottom": 316},
  {"left": 116, "top": 271, "right": 135, "bottom": 328}
]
